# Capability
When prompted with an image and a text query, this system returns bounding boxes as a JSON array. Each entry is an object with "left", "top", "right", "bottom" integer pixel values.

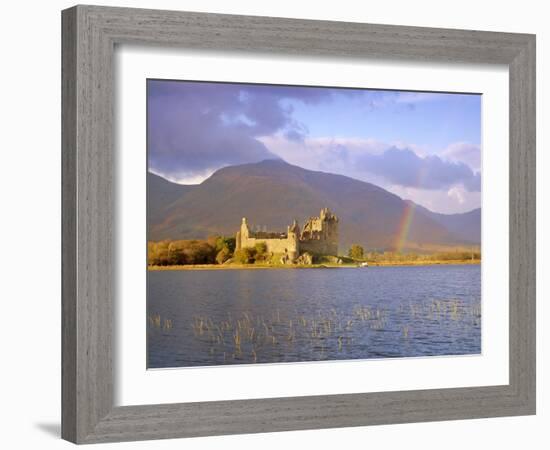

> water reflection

[{"left": 147, "top": 265, "right": 481, "bottom": 368}]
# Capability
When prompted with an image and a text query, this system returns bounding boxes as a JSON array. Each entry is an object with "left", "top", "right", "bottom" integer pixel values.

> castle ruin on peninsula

[{"left": 235, "top": 208, "right": 339, "bottom": 264}]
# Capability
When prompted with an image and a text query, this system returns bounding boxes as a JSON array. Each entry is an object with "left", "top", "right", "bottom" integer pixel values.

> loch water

[{"left": 147, "top": 264, "right": 481, "bottom": 368}]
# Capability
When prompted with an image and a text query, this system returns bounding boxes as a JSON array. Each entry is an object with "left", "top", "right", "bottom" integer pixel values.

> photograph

[
  {"left": 1, "top": 0, "right": 542, "bottom": 447},
  {"left": 146, "top": 79, "right": 482, "bottom": 368}
]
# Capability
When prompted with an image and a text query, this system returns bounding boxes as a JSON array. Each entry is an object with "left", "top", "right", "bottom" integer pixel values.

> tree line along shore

[{"left": 147, "top": 238, "right": 481, "bottom": 270}]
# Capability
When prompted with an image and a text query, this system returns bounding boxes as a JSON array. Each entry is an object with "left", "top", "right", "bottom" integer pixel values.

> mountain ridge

[
  {"left": 148, "top": 159, "right": 481, "bottom": 252},
  {"left": 404, "top": 200, "right": 481, "bottom": 245}
]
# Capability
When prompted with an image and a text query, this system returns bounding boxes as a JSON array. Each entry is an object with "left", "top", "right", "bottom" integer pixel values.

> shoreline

[{"left": 148, "top": 259, "right": 481, "bottom": 271}]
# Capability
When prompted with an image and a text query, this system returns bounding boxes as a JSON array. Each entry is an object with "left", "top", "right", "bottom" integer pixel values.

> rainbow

[
  {"left": 392, "top": 164, "right": 429, "bottom": 252},
  {"left": 393, "top": 201, "right": 416, "bottom": 252}
]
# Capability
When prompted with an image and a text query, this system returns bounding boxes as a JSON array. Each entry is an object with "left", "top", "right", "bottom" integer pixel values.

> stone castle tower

[
  {"left": 299, "top": 207, "right": 339, "bottom": 256},
  {"left": 235, "top": 208, "right": 338, "bottom": 263},
  {"left": 286, "top": 219, "right": 300, "bottom": 261}
]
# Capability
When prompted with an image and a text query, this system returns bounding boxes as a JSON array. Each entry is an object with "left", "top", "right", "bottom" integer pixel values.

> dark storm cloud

[
  {"left": 147, "top": 80, "right": 332, "bottom": 180},
  {"left": 357, "top": 147, "right": 481, "bottom": 192}
]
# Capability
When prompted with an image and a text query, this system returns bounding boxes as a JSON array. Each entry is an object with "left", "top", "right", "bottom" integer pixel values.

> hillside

[
  {"left": 147, "top": 172, "right": 194, "bottom": 222},
  {"left": 406, "top": 201, "right": 481, "bottom": 245},
  {"left": 148, "top": 160, "right": 480, "bottom": 252}
]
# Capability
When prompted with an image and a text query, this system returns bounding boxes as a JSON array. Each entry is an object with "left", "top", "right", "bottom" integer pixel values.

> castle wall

[
  {"left": 239, "top": 235, "right": 298, "bottom": 255},
  {"left": 299, "top": 239, "right": 337, "bottom": 256},
  {"left": 235, "top": 208, "right": 338, "bottom": 262}
]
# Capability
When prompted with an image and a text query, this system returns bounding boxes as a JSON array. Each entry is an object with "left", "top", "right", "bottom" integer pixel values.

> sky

[{"left": 147, "top": 79, "right": 481, "bottom": 214}]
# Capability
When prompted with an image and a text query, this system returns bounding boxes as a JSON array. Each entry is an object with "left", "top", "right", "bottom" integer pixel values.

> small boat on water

[{"left": 359, "top": 262, "right": 369, "bottom": 268}]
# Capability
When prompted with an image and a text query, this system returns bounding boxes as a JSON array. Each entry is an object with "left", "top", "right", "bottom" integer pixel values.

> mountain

[
  {"left": 148, "top": 160, "right": 480, "bottom": 252},
  {"left": 147, "top": 172, "right": 194, "bottom": 221},
  {"left": 406, "top": 201, "right": 481, "bottom": 245}
]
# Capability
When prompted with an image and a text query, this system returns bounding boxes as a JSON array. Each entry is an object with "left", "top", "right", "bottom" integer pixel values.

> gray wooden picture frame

[{"left": 62, "top": 4, "right": 536, "bottom": 444}]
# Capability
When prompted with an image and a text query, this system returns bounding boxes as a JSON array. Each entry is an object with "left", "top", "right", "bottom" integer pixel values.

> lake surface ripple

[{"left": 147, "top": 265, "right": 481, "bottom": 368}]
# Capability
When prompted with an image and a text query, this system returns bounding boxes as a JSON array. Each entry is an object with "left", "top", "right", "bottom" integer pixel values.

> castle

[{"left": 235, "top": 208, "right": 339, "bottom": 263}]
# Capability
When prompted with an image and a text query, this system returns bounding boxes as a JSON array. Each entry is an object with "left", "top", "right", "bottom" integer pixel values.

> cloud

[
  {"left": 260, "top": 136, "right": 386, "bottom": 169},
  {"left": 261, "top": 136, "right": 480, "bottom": 193},
  {"left": 356, "top": 147, "right": 481, "bottom": 192},
  {"left": 447, "top": 186, "right": 466, "bottom": 205},
  {"left": 147, "top": 80, "right": 333, "bottom": 182},
  {"left": 390, "top": 184, "right": 481, "bottom": 214},
  {"left": 442, "top": 142, "right": 481, "bottom": 171},
  {"left": 395, "top": 92, "right": 446, "bottom": 104},
  {"left": 352, "top": 90, "right": 462, "bottom": 112}
]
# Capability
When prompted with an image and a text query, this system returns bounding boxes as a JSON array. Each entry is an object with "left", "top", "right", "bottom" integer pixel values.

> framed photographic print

[
  {"left": 145, "top": 79, "right": 484, "bottom": 369},
  {"left": 62, "top": 5, "right": 536, "bottom": 444}
]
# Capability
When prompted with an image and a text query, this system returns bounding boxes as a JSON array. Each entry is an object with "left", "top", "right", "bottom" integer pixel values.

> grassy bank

[
  {"left": 367, "top": 259, "right": 480, "bottom": 267},
  {"left": 148, "top": 238, "right": 480, "bottom": 270},
  {"left": 148, "top": 258, "right": 480, "bottom": 271},
  {"left": 148, "top": 263, "right": 346, "bottom": 271}
]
